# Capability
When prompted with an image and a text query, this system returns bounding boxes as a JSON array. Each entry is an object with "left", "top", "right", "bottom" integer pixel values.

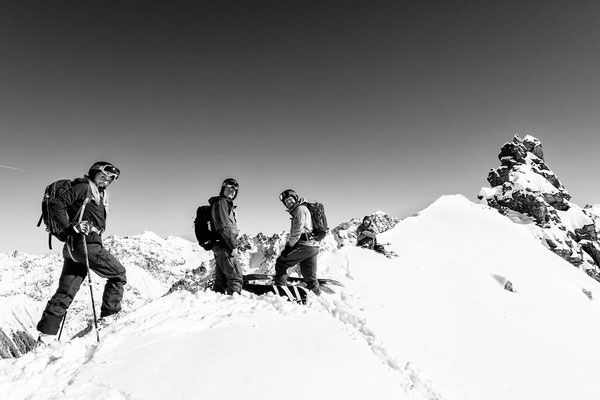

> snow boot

[{"left": 37, "top": 332, "right": 57, "bottom": 347}]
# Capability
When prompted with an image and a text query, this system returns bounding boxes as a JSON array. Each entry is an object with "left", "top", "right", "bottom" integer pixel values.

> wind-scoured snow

[{"left": 2, "top": 195, "right": 600, "bottom": 399}]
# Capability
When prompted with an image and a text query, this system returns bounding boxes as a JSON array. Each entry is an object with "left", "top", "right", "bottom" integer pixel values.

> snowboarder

[
  {"left": 274, "top": 189, "right": 321, "bottom": 295},
  {"left": 208, "top": 178, "right": 244, "bottom": 295},
  {"left": 36, "top": 162, "right": 127, "bottom": 345},
  {"left": 356, "top": 216, "right": 386, "bottom": 254}
]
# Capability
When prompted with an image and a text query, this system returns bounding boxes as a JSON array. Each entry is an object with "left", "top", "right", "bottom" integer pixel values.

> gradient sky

[{"left": 2, "top": 1, "right": 600, "bottom": 254}]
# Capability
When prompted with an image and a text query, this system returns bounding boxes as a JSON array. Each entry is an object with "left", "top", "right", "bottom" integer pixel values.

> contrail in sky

[{"left": 0, "top": 164, "right": 26, "bottom": 172}]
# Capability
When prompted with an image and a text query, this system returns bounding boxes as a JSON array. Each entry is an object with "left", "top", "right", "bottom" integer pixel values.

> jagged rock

[
  {"left": 498, "top": 140, "right": 527, "bottom": 164},
  {"left": 165, "top": 263, "right": 211, "bottom": 295},
  {"left": 479, "top": 134, "right": 600, "bottom": 279},
  {"left": 575, "top": 225, "right": 598, "bottom": 242},
  {"left": 522, "top": 135, "right": 544, "bottom": 159},
  {"left": 487, "top": 166, "right": 510, "bottom": 187}
]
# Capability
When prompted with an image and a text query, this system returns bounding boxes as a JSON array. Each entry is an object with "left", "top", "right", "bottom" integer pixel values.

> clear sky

[{"left": 2, "top": 1, "right": 600, "bottom": 254}]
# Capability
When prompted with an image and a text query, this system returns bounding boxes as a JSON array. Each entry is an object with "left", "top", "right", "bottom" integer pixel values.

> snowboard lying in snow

[
  {"left": 243, "top": 273, "right": 344, "bottom": 287},
  {"left": 242, "top": 283, "right": 310, "bottom": 304},
  {"left": 242, "top": 274, "right": 344, "bottom": 301}
]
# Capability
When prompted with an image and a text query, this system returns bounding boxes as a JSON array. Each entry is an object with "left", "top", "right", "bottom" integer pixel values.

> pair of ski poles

[{"left": 58, "top": 199, "right": 100, "bottom": 343}]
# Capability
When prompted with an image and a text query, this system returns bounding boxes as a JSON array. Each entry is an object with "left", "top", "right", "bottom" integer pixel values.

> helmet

[
  {"left": 362, "top": 216, "right": 372, "bottom": 225},
  {"left": 279, "top": 189, "right": 299, "bottom": 203},
  {"left": 220, "top": 178, "right": 239, "bottom": 199},
  {"left": 88, "top": 161, "right": 120, "bottom": 181}
]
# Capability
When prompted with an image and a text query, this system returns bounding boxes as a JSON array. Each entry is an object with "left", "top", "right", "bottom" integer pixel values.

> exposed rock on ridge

[{"left": 479, "top": 134, "right": 600, "bottom": 280}]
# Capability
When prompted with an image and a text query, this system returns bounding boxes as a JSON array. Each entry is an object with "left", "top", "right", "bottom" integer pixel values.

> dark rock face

[{"left": 479, "top": 134, "right": 600, "bottom": 280}]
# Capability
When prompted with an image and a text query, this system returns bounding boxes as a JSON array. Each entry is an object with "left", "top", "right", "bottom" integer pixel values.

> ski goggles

[
  {"left": 94, "top": 164, "right": 120, "bottom": 181},
  {"left": 279, "top": 190, "right": 298, "bottom": 202},
  {"left": 222, "top": 179, "right": 239, "bottom": 190}
]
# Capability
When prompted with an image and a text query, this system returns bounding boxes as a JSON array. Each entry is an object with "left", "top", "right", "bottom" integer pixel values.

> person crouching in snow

[
  {"left": 356, "top": 216, "right": 386, "bottom": 254},
  {"left": 274, "top": 189, "right": 321, "bottom": 295},
  {"left": 36, "top": 162, "right": 126, "bottom": 345}
]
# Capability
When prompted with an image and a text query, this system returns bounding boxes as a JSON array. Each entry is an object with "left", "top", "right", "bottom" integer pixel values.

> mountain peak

[{"left": 479, "top": 134, "right": 600, "bottom": 281}]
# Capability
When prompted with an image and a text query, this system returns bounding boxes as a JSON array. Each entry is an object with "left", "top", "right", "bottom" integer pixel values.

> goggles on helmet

[
  {"left": 279, "top": 189, "right": 298, "bottom": 202},
  {"left": 222, "top": 178, "right": 239, "bottom": 190},
  {"left": 92, "top": 164, "right": 120, "bottom": 181}
]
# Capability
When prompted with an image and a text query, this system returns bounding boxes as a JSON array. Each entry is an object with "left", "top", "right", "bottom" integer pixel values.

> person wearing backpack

[
  {"left": 36, "top": 162, "right": 127, "bottom": 345},
  {"left": 356, "top": 216, "right": 385, "bottom": 254},
  {"left": 207, "top": 178, "right": 244, "bottom": 295},
  {"left": 274, "top": 189, "right": 321, "bottom": 295}
]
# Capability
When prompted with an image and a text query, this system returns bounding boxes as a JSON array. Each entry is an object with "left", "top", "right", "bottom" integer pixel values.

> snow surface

[{"left": 2, "top": 195, "right": 600, "bottom": 399}]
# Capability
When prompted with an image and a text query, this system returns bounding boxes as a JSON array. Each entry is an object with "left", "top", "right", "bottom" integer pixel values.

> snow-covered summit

[{"left": 478, "top": 134, "right": 600, "bottom": 279}]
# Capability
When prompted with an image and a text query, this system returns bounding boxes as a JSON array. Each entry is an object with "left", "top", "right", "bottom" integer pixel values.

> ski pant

[
  {"left": 358, "top": 238, "right": 385, "bottom": 254},
  {"left": 212, "top": 245, "right": 243, "bottom": 295},
  {"left": 36, "top": 235, "right": 127, "bottom": 335},
  {"left": 274, "top": 244, "right": 320, "bottom": 295}
]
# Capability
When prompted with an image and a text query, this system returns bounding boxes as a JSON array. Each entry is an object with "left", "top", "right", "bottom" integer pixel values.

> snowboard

[
  {"left": 242, "top": 283, "right": 309, "bottom": 304},
  {"left": 243, "top": 273, "right": 344, "bottom": 287}
]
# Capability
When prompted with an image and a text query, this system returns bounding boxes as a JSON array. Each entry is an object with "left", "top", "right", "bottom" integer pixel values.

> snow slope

[{"left": 2, "top": 195, "right": 600, "bottom": 400}]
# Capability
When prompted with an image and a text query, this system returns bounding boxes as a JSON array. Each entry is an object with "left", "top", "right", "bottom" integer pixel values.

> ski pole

[
  {"left": 83, "top": 235, "right": 100, "bottom": 343},
  {"left": 77, "top": 198, "right": 100, "bottom": 343},
  {"left": 57, "top": 310, "right": 67, "bottom": 341}
]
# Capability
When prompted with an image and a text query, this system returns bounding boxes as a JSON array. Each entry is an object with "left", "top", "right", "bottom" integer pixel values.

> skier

[
  {"left": 208, "top": 178, "right": 244, "bottom": 295},
  {"left": 36, "top": 162, "right": 126, "bottom": 345},
  {"left": 274, "top": 189, "right": 321, "bottom": 295},
  {"left": 356, "top": 216, "right": 386, "bottom": 254}
]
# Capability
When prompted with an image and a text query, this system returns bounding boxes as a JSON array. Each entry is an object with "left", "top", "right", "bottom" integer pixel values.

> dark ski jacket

[
  {"left": 209, "top": 195, "right": 239, "bottom": 251},
  {"left": 356, "top": 224, "right": 377, "bottom": 246},
  {"left": 50, "top": 177, "right": 107, "bottom": 242}
]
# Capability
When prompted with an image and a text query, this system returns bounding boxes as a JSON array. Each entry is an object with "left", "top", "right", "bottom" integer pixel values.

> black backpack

[
  {"left": 194, "top": 205, "right": 220, "bottom": 250},
  {"left": 304, "top": 201, "right": 328, "bottom": 241},
  {"left": 37, "top": 179, "right": 85, "bottom": 249}
]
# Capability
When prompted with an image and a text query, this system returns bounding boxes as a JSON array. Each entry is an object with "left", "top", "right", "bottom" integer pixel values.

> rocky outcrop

[{"left": 479, "top": 134, "right": 600, "bottom": 279}]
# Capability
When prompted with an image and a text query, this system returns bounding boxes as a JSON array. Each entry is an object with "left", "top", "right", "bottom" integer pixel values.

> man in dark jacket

[
  {"left": 356, "top": 216, "right": 385, "bottom": 254},
  {"left": 274, "top": 189, "right": 320, "bottom": 295},
  {"left": 209, "top": 178, "right": 244, "bottom": 295},
  {"left": 36, "top": 162, "right": 127, "bottom": 345}
]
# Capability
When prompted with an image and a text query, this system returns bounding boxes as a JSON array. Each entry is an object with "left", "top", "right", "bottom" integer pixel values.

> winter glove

[{"left": 72, "top": 221, "right": 92, "bottom": 235}]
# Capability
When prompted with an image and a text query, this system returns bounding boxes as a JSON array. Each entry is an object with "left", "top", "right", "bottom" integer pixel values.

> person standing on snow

[
  {"left": 356, "top": 216, "right": 385, "bottom": 254},
  {"left": 208, "top": 178, "right": 244, "bottom": 295},
  {"left": 274, "top": 189, "right": 321, "bottom": 295},
  {"left": 36, "top": 162, "right": 127, "bottom": 345}
]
